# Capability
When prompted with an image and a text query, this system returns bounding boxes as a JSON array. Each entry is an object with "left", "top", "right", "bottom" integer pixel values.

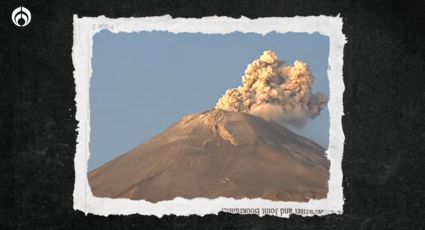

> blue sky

[{"left": 89, "top": 30, "right": 330, "bottom": 170}]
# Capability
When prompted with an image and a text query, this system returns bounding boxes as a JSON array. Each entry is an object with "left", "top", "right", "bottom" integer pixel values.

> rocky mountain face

[{"left": 88, "top": 109, "right": 330, "bottom": 202}]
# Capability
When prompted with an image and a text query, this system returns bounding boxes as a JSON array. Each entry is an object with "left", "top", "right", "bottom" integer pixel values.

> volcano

[{"left": 88, "top": 109, "right": 330, "bottom": 202}]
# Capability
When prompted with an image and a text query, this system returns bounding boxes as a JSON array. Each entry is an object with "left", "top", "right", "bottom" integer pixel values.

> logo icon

[{"left": 12, "top": 6, "right": 31, "bottom": 27}]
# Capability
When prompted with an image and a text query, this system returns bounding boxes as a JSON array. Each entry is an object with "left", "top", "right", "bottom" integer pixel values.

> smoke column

[{"left": 215, "top": 51, "right": 328, "bottom": 127}]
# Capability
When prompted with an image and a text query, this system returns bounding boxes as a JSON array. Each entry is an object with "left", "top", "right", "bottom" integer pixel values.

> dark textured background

[{"left": 1, "top": 0, "right": 425, "bottom": 229}]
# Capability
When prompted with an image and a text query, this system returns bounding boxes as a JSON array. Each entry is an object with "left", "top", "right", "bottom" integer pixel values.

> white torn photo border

[{"left": 72, "top": 15, "right": 346, "bottom": 217}]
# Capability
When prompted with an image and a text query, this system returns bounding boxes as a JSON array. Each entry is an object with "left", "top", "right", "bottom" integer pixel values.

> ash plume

[{"left": 215, "top": 51, "right": 328, "bottom": 127}]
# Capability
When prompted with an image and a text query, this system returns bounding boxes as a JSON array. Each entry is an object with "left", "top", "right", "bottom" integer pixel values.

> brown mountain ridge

[{"left": 88, "top": 109, "right": 330, "bottom": 202}]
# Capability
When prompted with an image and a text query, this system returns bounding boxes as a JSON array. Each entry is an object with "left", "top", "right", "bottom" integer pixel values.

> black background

[{"left": 1, "top": 0, "right": 425, "bottom": 229}]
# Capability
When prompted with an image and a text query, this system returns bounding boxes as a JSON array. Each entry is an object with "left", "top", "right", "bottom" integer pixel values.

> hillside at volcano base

[{"left": 88, "top": 109, "right": 330, "bottom": 203}]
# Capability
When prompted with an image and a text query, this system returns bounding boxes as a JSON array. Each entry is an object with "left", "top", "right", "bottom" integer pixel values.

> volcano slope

[{"left": 88, "top": 109, "right": 330, "bottom": 202}]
